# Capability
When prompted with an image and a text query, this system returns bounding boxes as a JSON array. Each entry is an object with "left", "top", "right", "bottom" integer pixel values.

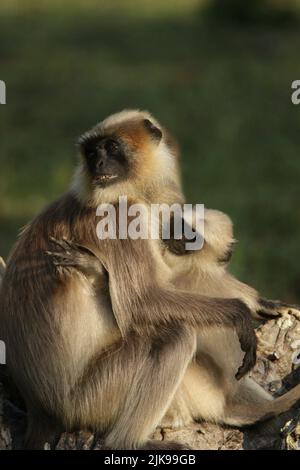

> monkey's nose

[
  {"left": 96, "top": 147, "right": 107, "bottom": 172},
  {"left": 96, "top": 152, "right": 106, "bottom": 170}
]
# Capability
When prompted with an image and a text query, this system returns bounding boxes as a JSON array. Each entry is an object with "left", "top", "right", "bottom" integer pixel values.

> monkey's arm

[
  {"left": 47, "top": 236, "right": 257, "bottom": 378},
  {"left": 102, "top": 236, "right": 257, "bottom": 379}
]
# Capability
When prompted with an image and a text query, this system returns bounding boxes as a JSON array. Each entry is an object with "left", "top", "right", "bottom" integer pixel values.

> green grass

[{"left": 1, "top": 1, "right": 300, "bottom": 301}]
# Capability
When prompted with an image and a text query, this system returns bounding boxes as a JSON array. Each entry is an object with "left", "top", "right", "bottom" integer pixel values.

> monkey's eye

[
  {"left": 83, "top": 143, "right": 99, "bottom": 159},
  {"left": 105, "top": 139, "right": 119, "bottom": 156},
  {"left": 86, "top": 149, "right": 97, "bottom": 159}
]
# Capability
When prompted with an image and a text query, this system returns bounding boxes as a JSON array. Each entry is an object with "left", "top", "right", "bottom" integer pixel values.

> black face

[{"left": 80, "top": 136, "right": 129, "bottom": 186}]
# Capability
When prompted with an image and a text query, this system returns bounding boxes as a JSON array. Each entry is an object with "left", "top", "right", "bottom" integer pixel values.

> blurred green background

[{"left": 1, "top": 0, "right": 300, "bottom": 301}]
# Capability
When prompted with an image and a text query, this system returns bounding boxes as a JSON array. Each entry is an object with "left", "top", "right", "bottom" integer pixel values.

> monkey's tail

[{"left": 224, "top": 383, "right": 300, "bottom": 427}]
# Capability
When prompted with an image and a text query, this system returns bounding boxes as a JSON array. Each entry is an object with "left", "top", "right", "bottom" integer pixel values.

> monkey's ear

[{"left": 143, "top": 119, "right": 162, "bottom": 143}]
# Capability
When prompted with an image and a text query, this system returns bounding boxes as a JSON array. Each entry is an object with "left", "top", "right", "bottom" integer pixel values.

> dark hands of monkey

[
  {"left": 256, "top": 297, "right": 299, "bottom": 320},
  {"left": 235, "top": 317, "right": 257, "bottom": 380},
  {"left": 46, "top": 237, "right": 105, "bottom": 280}
]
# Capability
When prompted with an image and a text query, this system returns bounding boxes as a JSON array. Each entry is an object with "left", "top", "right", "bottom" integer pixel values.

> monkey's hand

[
  {"left": 232, "top": 300, "right": 257, "bottom": 380},
  {"left": 46, "top": 237, "right": 105, "bottom": 279},
  {"left": 256, "top": 298, "right": 300, "bottom": 321}
]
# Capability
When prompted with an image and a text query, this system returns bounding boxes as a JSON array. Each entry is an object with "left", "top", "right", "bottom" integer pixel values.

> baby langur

[
  {"left": 0, "top": 110, "right": 257, "bottom": 450},
  {"left": 48, "top": 110, "right": 300, "bottom": 434},
  {"left": 161, "top": 208, "right": 300, "bottom": 428}
]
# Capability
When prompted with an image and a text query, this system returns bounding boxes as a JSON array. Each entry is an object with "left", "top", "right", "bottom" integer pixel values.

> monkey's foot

[
  {"left": 257, "top": 298, "right": 300, "bottom": 321},
  {"left": 46, "top": 237, "right": 104, "bottom": 278}
]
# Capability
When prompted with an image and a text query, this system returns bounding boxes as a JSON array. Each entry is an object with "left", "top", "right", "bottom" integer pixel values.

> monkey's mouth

[{"left": 93, "top": 174, "right": 118, "bottom": 184}]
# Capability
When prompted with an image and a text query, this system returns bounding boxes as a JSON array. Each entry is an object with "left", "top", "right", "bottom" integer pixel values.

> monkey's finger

[
  {"left": 49, "top": 236, "right": 66, "bottom": 245},
  {"left": 259, "top": 298, "right": 300, "bottom": 313},
  {"left": 71, "top": 242, "right": 99, "bottom": 259},
  {"left": 235, "top": 346, "right": 257, "bottom": 380},
  {"left": 256, "top": 309, "right": 282, "bottom": 321},
  {"left": 53, "top": 259, "right": 77, "bottom": 267},
  {"left": 46, "top": 252, "right": 76, "bottom": 264},
  {"left": 45, "top": 252, "right": 78, "bottom": 269},
  {"left": 61, "top": 237, "right": 78, "bottom": 250},
  {"left": 276, "top": 306, "right": 300, "bottom": 320},
  {"left": 45, "top": 250, "right": 72, "bottom": 259},
  {"left": 235, "top": 329, "right": 257, "bottom": 380},
  {"left": 58, "top": 237, "right": 99, "bottom": 260},
  {"left": 275, "top": 301, "right": 300, "bottom": 311},
  {"left": 258, "top": 297, "right": 300, "bottom": 321},
  {"left": 49, "top": 237, "right": 72, "bottom": 252}
]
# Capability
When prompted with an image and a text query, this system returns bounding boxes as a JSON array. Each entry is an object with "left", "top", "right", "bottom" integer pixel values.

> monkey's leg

[
  {"left": 70, "top": 327, "right": 196, "bottom": 450},
  {"left": 161, "top": 359, "right": 227, "bottom": 428},
  {"left": 163, "top": 331, "right": 300, "bottom": 430},
  {"left": 223, "top": 378, "right": 300, "bottom": 427},
  {"left": 162, "top": 327, "right": 243, "bottom": 428},
  {"left": 166, "top": 377, "right": 300, "bottom": 429}
]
